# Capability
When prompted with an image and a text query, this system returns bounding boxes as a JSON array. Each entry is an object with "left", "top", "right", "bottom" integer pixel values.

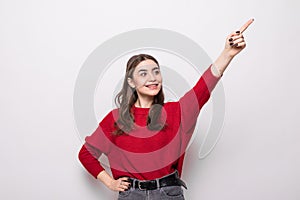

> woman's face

[{"left": 127, "top": 59, "right": 162, "bottom": 98}]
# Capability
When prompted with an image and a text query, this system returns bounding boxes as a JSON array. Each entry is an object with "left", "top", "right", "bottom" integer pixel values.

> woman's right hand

[
  {"left": 107, "top": 177, "right": 131, "bottom": 192},
  {"left": 97, "top": 170, "right": 131, "bottom": 192}
]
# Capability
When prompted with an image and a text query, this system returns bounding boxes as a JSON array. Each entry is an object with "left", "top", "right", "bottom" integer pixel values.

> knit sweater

[{"left": 78, "top": 65, "right": 220, "bottom": 180}]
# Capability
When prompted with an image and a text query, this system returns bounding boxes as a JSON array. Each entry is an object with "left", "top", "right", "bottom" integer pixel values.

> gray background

[{"left": 1, "top": 0, "right": 299, "bottom": 199}]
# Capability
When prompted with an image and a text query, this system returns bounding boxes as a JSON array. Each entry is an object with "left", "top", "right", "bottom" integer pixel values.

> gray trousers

[{"left": 118, "top": 185, "right": 185, "bottom": 200}]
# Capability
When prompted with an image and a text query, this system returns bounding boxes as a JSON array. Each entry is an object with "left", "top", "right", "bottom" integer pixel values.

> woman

[{"left": 78, "top": 19, "right": 254, "bottom": 199}]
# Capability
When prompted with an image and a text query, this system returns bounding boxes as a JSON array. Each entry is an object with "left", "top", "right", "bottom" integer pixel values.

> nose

[{"left": 148, "top": 72, "right": 156, "bottom": 81}]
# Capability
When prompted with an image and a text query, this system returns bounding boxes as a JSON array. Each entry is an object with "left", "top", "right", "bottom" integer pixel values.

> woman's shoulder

[
  {"left": 99, "top": 108, "right": 119, "bottom": 126},
  {"left": 163, "top": 101, "right": 180, "bottom": 111}
]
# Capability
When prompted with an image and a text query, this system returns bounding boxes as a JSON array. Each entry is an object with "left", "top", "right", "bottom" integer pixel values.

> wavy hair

[{"left": 113, "top": 54, "right": 165, "bottom": 135}]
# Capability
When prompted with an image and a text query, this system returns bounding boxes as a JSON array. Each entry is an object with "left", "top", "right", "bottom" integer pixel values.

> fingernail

[
  {"left": 236, "top": 31, "right": 240, "bottom": 34},
  {"left": 229, "top": 38, "right": 233, "bottom": 42},
  {"left": 230, "top": 42, "right": 234, "bottom": 46}
]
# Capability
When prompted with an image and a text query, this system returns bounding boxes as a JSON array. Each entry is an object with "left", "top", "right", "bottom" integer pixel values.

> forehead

[{"left": 135, "top": 59, "right": 158, "bottom": 71}]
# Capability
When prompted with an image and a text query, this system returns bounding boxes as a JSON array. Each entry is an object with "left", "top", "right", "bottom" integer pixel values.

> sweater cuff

[{"left": 202, "top": 64, "right": 222, "bottom": 93}]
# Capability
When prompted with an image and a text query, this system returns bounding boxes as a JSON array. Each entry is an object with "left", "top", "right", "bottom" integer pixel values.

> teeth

[{"left": 146, "top": 84, "right": 158, "bottom": 87}]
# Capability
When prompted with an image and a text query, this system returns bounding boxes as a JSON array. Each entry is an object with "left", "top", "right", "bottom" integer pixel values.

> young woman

[{"left": 78, "top": 19, "right": 254, "bottom": 199}]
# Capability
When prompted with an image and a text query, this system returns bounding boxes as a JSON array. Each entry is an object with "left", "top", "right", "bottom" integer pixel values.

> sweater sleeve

[
  {"left": 78, "top": 111, "right": 115, "bottom": 179},
  {"left": 178, "top": 64, "right": 221, "bottom": 134},
  {"left": 78, "top": 143, "right": 105, "bottom": 179}
]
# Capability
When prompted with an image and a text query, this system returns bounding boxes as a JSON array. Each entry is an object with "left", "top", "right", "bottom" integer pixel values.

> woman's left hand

[
  {"left": 224, "top": 19, "right": 254, "bottom": 58},
  {"left": 212, "top": 19, "right": 254, "bottom": 77}
]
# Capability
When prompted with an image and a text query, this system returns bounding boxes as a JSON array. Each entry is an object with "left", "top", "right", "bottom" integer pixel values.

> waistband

[{"left": 127, "top": 170, "right": 187, "bottom": 190}]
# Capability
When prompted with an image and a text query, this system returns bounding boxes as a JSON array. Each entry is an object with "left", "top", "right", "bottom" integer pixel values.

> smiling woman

[
  {"left": 115, "top": 54, "right": 166, "bottom": 135},
  {"left": 78, "top": 19, "right": 254, "bottom": 200}
]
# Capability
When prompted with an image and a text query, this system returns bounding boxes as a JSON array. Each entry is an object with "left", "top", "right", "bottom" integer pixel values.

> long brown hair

[{"left": 114, "top": 54, "right": 165, "bottom": 135}]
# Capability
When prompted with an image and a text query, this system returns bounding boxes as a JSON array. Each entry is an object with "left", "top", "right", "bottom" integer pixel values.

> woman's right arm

[
  {"left": 78, "top": 144, "right": 130, "bottom": 191},
  {"left": 78, "top": 144, "right": 105, "bottom": 178},
  {"left": 78, "top": 110, "right": 130, "bottom": 191}
]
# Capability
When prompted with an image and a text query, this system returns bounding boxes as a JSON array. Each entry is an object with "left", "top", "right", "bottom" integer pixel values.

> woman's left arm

[{"left": 178, "top": 19, "right": 254, "bottom": 135}]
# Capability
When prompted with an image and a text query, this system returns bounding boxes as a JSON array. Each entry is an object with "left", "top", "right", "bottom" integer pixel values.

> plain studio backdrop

[{"left": 1, "top": 0, "right": 299, "bottom": 199}]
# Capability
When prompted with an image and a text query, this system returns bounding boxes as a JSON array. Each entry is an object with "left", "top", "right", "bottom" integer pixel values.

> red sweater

[{"left": 78, "top": 65, "right": 220, "bottom": 180}]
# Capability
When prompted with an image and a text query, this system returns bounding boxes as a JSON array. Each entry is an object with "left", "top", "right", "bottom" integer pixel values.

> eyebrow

[
  {"left": 138, "top": 69, "right": 147, "bottom": 73},
  {"left": 137, "top": 67, "right": 159, "bottom": 73}
]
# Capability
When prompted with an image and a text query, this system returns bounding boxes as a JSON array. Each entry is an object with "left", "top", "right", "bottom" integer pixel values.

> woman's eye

[
  {"left": 154, "top": 70, "right": 160, "bottom": 75},
  {"left": 140, "top": 72, "right": 147, "bottom": 77}
]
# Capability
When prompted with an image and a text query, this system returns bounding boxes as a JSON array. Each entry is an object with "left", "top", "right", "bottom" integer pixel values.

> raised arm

[{"left": 179, "top": 19, "right": 254, "bottom": 134}]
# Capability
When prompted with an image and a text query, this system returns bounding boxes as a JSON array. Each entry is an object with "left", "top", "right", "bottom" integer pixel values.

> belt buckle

[{"left": 138, "top": 181, "right": 146, "bottom": 190}]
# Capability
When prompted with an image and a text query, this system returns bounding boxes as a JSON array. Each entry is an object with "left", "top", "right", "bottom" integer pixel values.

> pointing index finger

[{"left": 239, "top": 18, "right": 254, "bottom": 33}]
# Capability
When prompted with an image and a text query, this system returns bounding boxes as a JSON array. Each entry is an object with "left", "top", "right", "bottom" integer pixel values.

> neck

[{"left": 135, "top": 96, "right": 154, "bottom": 108}]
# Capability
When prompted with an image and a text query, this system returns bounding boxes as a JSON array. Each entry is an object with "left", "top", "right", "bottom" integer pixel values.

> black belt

[{"left": 127, "top": 171, "right": 187, "bottom": 190}]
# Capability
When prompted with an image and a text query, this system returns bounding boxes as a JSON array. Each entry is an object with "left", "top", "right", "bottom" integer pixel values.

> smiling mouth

[
  {"left": 145, "top": 84, "right": 159, "bottom": 89},
  {"left": 145, "top": 84, "right": 159, "bottom": 87}
]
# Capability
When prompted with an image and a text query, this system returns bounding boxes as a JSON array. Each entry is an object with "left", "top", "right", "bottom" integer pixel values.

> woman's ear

[{"left": 127, "top": 77, "right": 135, "bottom": 89}]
